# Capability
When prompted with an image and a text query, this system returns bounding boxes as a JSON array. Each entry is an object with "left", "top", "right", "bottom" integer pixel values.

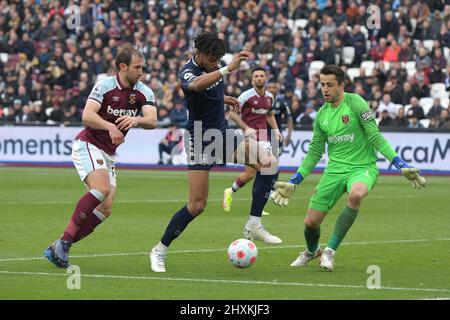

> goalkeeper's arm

[{"left": 349, "top": 93, "right": 426, "bottom": 189}]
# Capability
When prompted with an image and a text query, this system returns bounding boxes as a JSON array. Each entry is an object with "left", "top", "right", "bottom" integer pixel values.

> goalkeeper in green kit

[{"left": 270, "top": 65, "right": 426, "bottom": 271}]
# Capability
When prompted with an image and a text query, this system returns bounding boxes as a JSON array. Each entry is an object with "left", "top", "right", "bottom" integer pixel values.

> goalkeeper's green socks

[
  {"left": 328, "top": 206, "right": 359, "bottom": 251},
  {"left": 304, "top": 225, "right": 320, "bottom": 253}
]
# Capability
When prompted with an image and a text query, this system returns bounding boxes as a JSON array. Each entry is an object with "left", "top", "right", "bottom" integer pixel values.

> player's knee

[
  {"left": 348, "top": 190, "right": 366, "bottom": 205},
  {"left": 189, "top": 200, "right": 207, "bottom": 215},
  {"left": 305, "top": 218, "right": 320, "bottom": 229},
  {"left": 304, "top": 218, "right": 321, "bottom": 229},
  {"left": 243, "top": 172, "right": 255, "bottom": 181}
]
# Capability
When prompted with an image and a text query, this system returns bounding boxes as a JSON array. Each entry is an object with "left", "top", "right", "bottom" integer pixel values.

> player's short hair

[
  {"left": 193, "top": 31, "right": 226, "bottom": 60},
  {"left": 115, "top": 43, "right": 144, "bottom": 70},
  {"left": 320, "top": 65, "right": 345, "bottom": 84},
  {"left": 252, "top": 66, "right": 267, "bottom": 74}
]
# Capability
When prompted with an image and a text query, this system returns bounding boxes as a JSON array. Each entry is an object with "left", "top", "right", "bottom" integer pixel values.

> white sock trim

[
  {"left": 155, "top": 242, "right": 168, "bottom": 254},
  {"left": 93, "top": 209, "right": 106, "bottom": 221},
  {"left": 247, "top": 215, "right": 261, "bottom": 226},
  {"left": 90, "top": 189, "right": 106, "bottom": 202},
  {"left": 324, "top": 247, "right": 336, "bottom": 254}
]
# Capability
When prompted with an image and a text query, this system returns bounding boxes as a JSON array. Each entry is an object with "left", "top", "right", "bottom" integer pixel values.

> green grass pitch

[{"left": 0, "top": 167, "right": 449, "bottom": 300}]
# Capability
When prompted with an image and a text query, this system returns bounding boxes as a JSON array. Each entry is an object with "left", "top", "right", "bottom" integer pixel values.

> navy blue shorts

[{"left": 185, "top": 129, "right": 246, "bottom": 170}]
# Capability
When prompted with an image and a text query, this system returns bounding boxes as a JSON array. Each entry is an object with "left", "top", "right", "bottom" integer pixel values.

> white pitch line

[
  {"left": 1, "top": 195, "right": 414, "bottom": 205},
  {"left": 0, "top": 270, "right": 449, "bottom": 294},
  {"left": 1, "top": 238, "right": 449, "bottom": 262}
]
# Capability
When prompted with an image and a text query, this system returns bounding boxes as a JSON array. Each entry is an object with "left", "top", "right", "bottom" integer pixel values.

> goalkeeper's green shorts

[{"left": 309, "top": 166, "right": 379, "bottom": 213}]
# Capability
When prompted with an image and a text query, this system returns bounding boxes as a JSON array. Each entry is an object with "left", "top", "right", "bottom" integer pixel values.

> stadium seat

[
  {"left": 419, "top": 97, "right": 434, "bottom": 114},
  {"left": 394, "top": 104, "right": 404, "bottom": 113},
  {"left": 342, "top": 46, "right": 355, "bottom": 65},
  {"left": 419, "top": 119, "right": 430, "bottom": 128},
  {"left": 0, "top": 53, "right": 8, "bottom": 63},
  {"left": 287, "top": 19, "right": 295, "bottom": 33},
  {"left": 222, "top": 53, "right": 234, "bottom": 65},
  {"left": 406, "top": 67, "right": 417, "bottom": 77},
  {"left": 360, "top": 25, "right": 369, "bottom": 39},
  {"left": 404, "top": 104, "right": 412, "bottom": 113},
  {"left": 444, "top": 47, "right": 450, "bottom": 63},
  {"left": 410, "top": 18, "right": 418, "bottom": 34},
  {"left": 405, "top": 61, "right": 416, "bottom": 77},
  {"left": 422, "top": 40, "right": 434, "bottom": 52},
  {"left": 435, "top": 91, "right": 450, "bottom": 99},
  {"left": 346, "top": 68, "right": 360, "bottom": 81},
  {"left": 441, "top": 97, "right": 450, "bottom": 108},
  {"left": 431, "top": 83, "right": 447, "bottom": 98},
  {"left": 295, "top": 19, "right": 308, "bottom": 30},
  {"left": 308, "top": 60, "right": 325, "bottom": 79},
  {"left": 361, "top": 60, "right": 375, "bottom": 76},
  {"left": 45, "top": 107, "right": 54, "bottom": 118},
  {"left": 378, "top": 61, "right": 391, "bottom": 72}
]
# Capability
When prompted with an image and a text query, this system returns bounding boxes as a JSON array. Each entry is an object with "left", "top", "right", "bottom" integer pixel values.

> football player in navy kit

[
  {"left": 44, "top": 44, "right": 157, "bottom": 268},
  {"left": 150, "top": 32, "right": 281, "bottom": 273}
]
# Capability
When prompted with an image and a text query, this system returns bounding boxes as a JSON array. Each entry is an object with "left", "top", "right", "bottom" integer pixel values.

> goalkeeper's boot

[
  {"left": 150, "top": 246, "right": 166, "bottom": 272},
  {"left": 319, "top": 247, "right": 335, "bottom": 271},
  {"left": 290, "top": 247, "right": 322, "bottom": 267},
  {"left": 44, "top": 240, "right": 71, "bottom": 268},
  {"left": 244, "top": 224, "right": 282, "bottom": 245},
  {"left": 222, "top": 188, "right": 233, "bottom": 212}
]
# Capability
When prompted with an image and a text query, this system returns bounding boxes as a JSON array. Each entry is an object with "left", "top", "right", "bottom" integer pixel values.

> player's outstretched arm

[
  {"left": 188, "top": 51, "right": 252, "bottom": 92},
  {"left": 270, "top": 172, "right": 303, "bottom": 207},
  {"left": 392, "top": 156, "right": 427, "bottom": 189},
  {"left": 348, "top": 94, "right": 426, "bottom": 190}
]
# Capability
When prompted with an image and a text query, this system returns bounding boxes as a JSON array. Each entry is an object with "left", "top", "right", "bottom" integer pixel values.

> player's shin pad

[
  {"left": 400, "top": 168, "right": 426, "bottom": 189},
  {"left": 270, "top": 181, "right": 296, "bottom": 207}
]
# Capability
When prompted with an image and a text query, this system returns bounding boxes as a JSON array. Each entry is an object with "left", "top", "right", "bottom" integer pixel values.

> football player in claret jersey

[
  {"left": 266, "top": 81, "right": 294, "bottom": 155},
  {"left": 271, "top": 65, "right": 426, "bottom": 271},
  {"left": 43, "top": 44, "right": 157, "bottom": 268},
  {"left": 149, "top": 32, "right": 280, "bottom": 273},
  {"left": 222, "top": 68, "right": 283, "bottom": 216}
]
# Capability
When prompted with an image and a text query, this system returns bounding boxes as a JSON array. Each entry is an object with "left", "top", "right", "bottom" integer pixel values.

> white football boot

[
  {"left": 319, "top": 247, "right": 335, "bottom": 271},
  {"left": 290, "top": 247, "right": 322, "bottom": 267},
  {"left": 244, "top": 224, "right": 282, "bottom": 245},
  {"left": 150, "top": 246, "right": 166, "bottom": 272}
]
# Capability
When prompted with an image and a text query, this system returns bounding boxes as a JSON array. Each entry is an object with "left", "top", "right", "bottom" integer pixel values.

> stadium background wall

[{"left": 0, "top": 126, "right": 449, "bottom": 174}]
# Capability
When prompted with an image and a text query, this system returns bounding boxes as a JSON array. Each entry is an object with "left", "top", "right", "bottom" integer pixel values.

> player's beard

[
  {"left": 126, "top": 74, "right": 138, "bottom": 86},
  {"left": 255, "top": 82, "right": 265, "bottom": 90}
]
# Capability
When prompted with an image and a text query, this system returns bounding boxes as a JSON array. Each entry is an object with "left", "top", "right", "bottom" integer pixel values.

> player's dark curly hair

[
  {"left": 193, "top": 31, "right": 226, "bottom": 59},
  {"left": 320, "top": 65, "right": 345, "bottom": 84},
  {"left": 252, "top": 66, "right": 266, "bottom": 74}
]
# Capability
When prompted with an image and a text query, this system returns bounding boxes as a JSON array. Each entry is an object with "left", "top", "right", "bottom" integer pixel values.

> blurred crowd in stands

[{"left": 0, "top": 0, "right": 450, "bottom": 130}]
